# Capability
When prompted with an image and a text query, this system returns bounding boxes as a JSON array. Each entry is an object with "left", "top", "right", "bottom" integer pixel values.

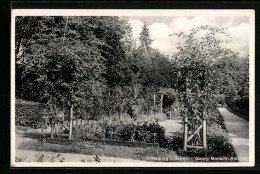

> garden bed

[
  {"left": 167, "top": 109, "right": 238, "bottom": 161},
  {"left": 72, "top": 118, "right": 167, "bottom": 147}
]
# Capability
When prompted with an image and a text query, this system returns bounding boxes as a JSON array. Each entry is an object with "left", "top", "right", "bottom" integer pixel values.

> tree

[
  {"left": 15, "top": 16, "right": 107, "bottom": 138},
  {"left": 171, "top": 26, "right": 242, "bottom": 146},
  {"left": 139, "top": 22, "right": 153, "bottom": 53},
  {"left": 89, "top": 16, "right": 132, "bottom": 87}
]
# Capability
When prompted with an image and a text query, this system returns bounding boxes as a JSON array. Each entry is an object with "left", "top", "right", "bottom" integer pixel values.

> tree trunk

[
  {"left": 51, "top": 121, "right": 54, "bottom": 139},
  {"left": 69, "top": 104, "right": 73, "bottom": 139},
  {"left": 15, "top": 37, "right": 22, "bottom": 58},
  {"left": 203, "top": 118, "right": 207, "bottom": 157},
  {"left": 184, "top": 116, "right": 188, "bottom": 152},
  {"left": 160, "top": 94, "right": 163, "bottom": 113}
]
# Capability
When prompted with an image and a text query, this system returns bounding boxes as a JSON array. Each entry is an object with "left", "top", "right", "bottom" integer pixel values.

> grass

[{"left": 18, "top": 139, "right": 182, "bottom": 161}]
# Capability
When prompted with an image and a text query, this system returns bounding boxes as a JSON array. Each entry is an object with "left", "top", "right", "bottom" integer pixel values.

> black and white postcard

[{"left": 11, "top": 9, "right": 255, "bottom": 167}]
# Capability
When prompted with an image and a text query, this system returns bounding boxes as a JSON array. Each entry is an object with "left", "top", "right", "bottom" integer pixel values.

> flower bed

[{"left": 72, "top": 118, "right": 167, "bottom": 147}]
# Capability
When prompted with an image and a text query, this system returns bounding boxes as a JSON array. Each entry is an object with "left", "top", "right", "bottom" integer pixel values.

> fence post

[
  {"left": 160, "top": 94, "right": 163, "bottom": 113},
  {"left": 153, "top": 94, "right": 156, "bottom": 109},
  {"left": 69, "top": 104, "right": 73, "bottom": 139}
]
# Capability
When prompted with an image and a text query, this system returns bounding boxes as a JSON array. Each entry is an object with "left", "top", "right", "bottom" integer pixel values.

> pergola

[{"left": 153, "top": 87, "right": 178, "bottom": 114}]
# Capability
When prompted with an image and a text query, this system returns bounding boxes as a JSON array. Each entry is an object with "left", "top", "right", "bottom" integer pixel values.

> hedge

[
  {"left": 226, "top": 96, "right": 249, "bottom": 121},
  {"left": 15, "top": 100, "right": 46, "bottom": 128},
  {"left": 72, "top": 121, "right": 167, "bottom": 147}
]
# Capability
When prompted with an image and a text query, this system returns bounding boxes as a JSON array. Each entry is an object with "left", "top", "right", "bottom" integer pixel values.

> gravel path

[
  {"left": 218, "top": 107, "right": 249, "bottom": 162},
  {"left": 159, "top": 117, "right": 183, "bottom": 137}
]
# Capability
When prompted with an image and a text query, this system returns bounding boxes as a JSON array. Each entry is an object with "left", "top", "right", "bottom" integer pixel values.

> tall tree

[
  {"left": 15, "top": 16, "right": 107, "bottom": 138},
  {"left": 139, "top": 22, "right": 152, "bottom": 52},
  {"left": 171, "top": 25, "right": 241, "bottom": 138}
]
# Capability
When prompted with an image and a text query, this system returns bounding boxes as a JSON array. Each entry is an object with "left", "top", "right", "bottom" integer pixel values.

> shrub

[
  {"left": 15, "top": 100, "right": 46, "bottom": 128},
  {"left": 138, "top": 113, "right": 167, "bottom": 122},
  {"left": 15, "top": 156, "right": 27, "bottom": 162},
  {"left": 72, "top": 119, "right": 167, "bottom": 147},
  {"left": 206, "top": 123, "right": 237, "bottom": 157},
  {"left": 166, "top": 110, "right": 237, "bottom": 159},
  {"left": 145, "top": 122, "right": 167, "bottom": 146},
  {"left": 72, "top": 123, "right": 105, "bottom": 140},
  {"left": 167, "top": 131, "right": 183, "bottom": 150},
  {"left": 34, "top": 152, "right": 65, "bottom": 162},
  {"left": 226, "top": 96, "right": 249, "bottom": 120}
]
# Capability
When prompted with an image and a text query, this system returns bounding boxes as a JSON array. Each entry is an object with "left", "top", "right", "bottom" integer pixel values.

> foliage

[
  {"left": 15, "top": 156, "right": 27, "bottom": 162},
  {"left": 207, "top": 123, "right": 237, "bottom": 157},
  {"left": 34, "top": 152, "right": 65, "bottom": 162},
  {"left": 226, "top": 96, "right": 249, "bottom": 120},
  {"left": 94, "top": 155, "right": 101, "bottom": 163},
  {"left": 139, "top": 22, "right": 152, "bottom": 52},
  {"left": 72, "top": 118, "right": 167, "bottom": 147},
  {"left": 15, "top": 16, "right": 179, "bottom": 122},
  {"left": 15, "top": 100, "right": 46, "bottom": 128},
  {"left": 171, "top": 26, "right": 249, "bottom": 146},
  {"left": 167, "top": 111, "right": 237, "bottom": 158}
]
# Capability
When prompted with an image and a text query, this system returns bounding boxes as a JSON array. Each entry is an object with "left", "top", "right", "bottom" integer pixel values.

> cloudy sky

[{"left": 129, "top": 16, "right": 249, "bottom": 57}]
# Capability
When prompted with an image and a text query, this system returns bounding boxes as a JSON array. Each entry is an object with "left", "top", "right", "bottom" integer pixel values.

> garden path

[
  {"left": 159, "top": 116, "right": 183, "bottom": 137},
  {"left": 218, "top": 107, "right": 249, "bottom": 162}
]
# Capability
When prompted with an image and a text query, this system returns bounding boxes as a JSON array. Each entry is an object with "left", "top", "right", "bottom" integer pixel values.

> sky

[{"left": 128, "top": 16, "right": 249, "bottom": 57}]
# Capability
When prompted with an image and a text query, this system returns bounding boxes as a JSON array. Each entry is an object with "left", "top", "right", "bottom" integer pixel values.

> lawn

[{"left": 16, "top": 126, "right": 186, "bottom": 162}]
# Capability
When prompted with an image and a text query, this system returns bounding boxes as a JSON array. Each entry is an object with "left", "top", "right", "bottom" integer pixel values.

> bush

[
  {"left": 72, "top": 122, "right": 105, "bottom": 140},
  {"left": 138, "top": 113, "right": 167, "bottom": 122},
  {"left": 166, "top": 111, "right": 237, "bottom": 159},
  {"left": 167, "top": 131, "right": 183, "bottom": 150},
  {"left": 15, "top": 100, "right": 46, "bottom": 128},
  {"left": 34, "top": 152, "right": 65, "bottom": 162},
  {"left": 207, "top": 123, "right": 237, "bottom": 157},
  {"left": 15, "top": 156, "right": 27, "bottom": 162},
  {"left": 72, "top": 119, "right": 167, "bottom": 147},
  {"left": 226, "top": 96, "right": 249, "bottom": 120}
]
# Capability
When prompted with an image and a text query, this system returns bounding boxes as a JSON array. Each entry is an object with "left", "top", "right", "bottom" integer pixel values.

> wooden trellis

[
  {"left": 183, "top": 93, "right": 207, "bottom": 157},
  {"left": 153, "top": 93, "right": 163, "bottom": 113}
]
